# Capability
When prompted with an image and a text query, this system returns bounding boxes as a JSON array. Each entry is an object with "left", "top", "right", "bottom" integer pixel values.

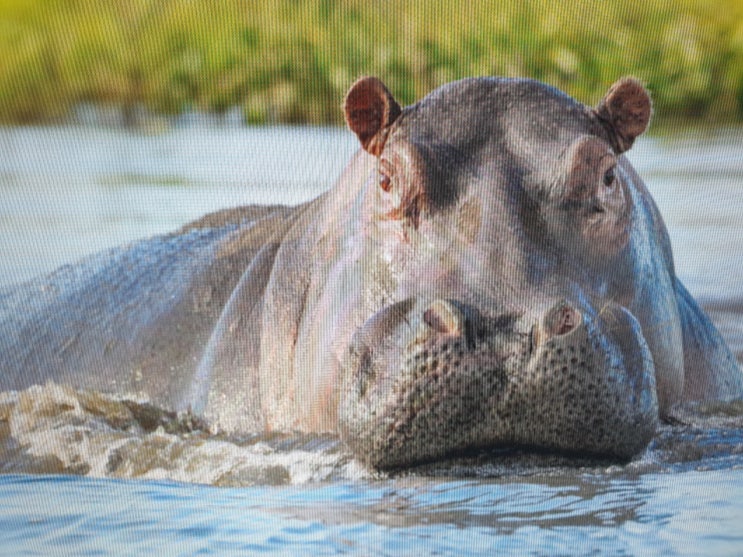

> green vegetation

[{"left": 1, "top": 0, "right": 742, "bottom": 126}]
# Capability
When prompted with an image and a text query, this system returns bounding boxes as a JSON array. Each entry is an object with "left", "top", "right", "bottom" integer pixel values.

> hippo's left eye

[{"left": 603, "top": 167, "right": 616, "bottom": 188}]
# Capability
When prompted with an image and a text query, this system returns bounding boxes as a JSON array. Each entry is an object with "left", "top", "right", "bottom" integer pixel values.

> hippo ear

[
  {"left": 594, "top": 78, "right": 652, "bottom": 153},
  {"left": 344, "top": 77, "right": 402, "bottom": 156}
]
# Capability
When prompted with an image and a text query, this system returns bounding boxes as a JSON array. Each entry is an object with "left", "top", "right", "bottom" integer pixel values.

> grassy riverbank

[{"left": 1, "top": 0, "right": 742, "bottom": 126}]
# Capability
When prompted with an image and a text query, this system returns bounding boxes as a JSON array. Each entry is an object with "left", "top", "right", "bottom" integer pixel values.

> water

[
  {"left": 1, "top": 125, "right": 742, "bottom": 555},
  {"left": 0, "top": 471, "right": 741, "bottom": 556},
  {"left": 0, "top": 125, "right": 357, "bottom": 286}
]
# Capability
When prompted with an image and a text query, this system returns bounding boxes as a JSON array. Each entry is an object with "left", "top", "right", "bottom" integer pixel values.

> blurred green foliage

[{"left": 1, "top": 0, "right": 742, "bottom": 125}]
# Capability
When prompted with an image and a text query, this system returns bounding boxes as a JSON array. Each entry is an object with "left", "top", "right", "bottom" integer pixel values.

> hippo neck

[{"left": 257, "top": 150, "right": 378, "bottom": 432}]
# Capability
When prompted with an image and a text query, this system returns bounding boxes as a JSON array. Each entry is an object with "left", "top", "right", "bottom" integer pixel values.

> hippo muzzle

[{"left": 339, "top": 298, "right": 658, "bottom": 469}]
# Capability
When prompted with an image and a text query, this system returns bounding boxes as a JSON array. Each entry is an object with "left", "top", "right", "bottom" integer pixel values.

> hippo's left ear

[
  {"left": 594, "top": 78, "right": 652, "bottom": 153},
  {"left": 344, "top": 77, "right": 402, "bottom": 156}
]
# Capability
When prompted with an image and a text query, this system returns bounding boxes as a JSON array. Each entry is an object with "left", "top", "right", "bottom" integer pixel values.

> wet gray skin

[{"left": 1, "top": 76, "right": 742, "bottom": 470}]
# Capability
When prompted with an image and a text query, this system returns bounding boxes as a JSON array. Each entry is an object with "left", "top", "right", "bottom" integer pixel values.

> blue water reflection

[{"left": 1, "top": 471, "right": 742, "bottom": 555}]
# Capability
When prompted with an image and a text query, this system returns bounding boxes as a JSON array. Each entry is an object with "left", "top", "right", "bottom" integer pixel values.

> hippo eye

[
  {"left": 379, "top": 171, "right": 392, "bottom": 192},
  {"left": 378, "top": 159, "right": 394, "bottom": 192},
  {"left": 603, "top": 167, "right": 616, "bottom": 188}
]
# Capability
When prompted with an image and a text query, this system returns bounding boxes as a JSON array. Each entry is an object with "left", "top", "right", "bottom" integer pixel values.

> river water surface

[{"left": 0, "top": 124, "right": 742, "bottom": 555}]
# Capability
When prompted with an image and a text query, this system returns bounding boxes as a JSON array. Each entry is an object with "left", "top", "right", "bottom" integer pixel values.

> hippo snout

[
  {"left": 509, "top": 301, "right": 659, "bottom": 459},
  {"left": 339, "top": 297, "right": 659, "bottom": 469}
]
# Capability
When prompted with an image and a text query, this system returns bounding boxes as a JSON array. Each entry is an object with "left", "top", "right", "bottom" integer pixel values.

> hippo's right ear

[
  {"left": 594, "top": 77, "right": 652, "bottom": 153},
  {"left": 344, "top": 77, "right": 402, "bottom": 156}
]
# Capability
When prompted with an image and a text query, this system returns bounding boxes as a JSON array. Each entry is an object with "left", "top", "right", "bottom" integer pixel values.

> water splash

[
  {"left": 2, "top": 383, "right": 742, "bottom": 486},
  {"left": 0, "top": 383, "right": 365, "bottom": 486}
]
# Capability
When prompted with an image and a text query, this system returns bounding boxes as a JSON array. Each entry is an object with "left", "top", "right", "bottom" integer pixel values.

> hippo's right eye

[
  {"left": 378, "top": 159, "right": 394, "bottom": 192},
  {"left": 379, "top": 171, "right": 392, "bottom": 192}
]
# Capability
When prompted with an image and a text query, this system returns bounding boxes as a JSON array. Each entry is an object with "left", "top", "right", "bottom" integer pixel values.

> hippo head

[{"left": 337, "top": 76, "right": 659, "bottom": 469}]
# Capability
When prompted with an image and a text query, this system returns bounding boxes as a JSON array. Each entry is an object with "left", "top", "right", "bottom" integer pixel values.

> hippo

[{"left": 1, "top": 76, "right": 741, "bottom": 469}]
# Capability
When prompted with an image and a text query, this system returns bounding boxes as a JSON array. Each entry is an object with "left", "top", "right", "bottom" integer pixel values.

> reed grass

[{"left": 1, "top": 0, "right": 742, "bottom": 125}]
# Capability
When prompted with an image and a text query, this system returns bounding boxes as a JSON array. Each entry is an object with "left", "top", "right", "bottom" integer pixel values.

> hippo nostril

[
  {"left": 543, "top": 302, "right": 582, "bottom": 339},
  {"left": 423, "top": 300, "right": 465, "bottom": 336},
  {"left": 555, "top": 307, "right": 579, "bottom": 335}
]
